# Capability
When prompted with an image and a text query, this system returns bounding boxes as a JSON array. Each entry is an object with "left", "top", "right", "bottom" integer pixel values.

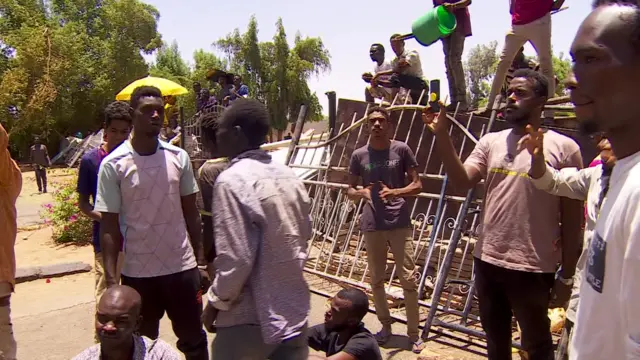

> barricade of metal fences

[{"left": 285, "top": 92, "right": 508, "bottom": 346}]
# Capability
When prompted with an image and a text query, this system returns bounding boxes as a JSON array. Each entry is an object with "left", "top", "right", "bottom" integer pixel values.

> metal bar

[
  {"left": 285, "top": 105, "right": 308, "bottom": 166},
  {"left": 301, "top": 179, "right": 476, "bottom": 203},
  {"left": 326, "top": 91, "right": 337, "bottom": 139},
  {"left": 180, "top": 107, "right": 185, "bottom": 150},
  {"left": 420, "top": 100, "right": 502, "bottom": 342}
]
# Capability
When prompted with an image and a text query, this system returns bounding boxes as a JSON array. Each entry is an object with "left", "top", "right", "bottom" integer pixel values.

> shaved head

[
  {"left": 99, "top": 285, "right": 142, "bottom": 316},
  {"left": 95, "top": 285, "right": 142, "bottom": 349}
]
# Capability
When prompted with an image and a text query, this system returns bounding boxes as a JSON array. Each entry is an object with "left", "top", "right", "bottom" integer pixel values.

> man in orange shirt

[{"left": 0, "top": 123, "right": 22, "bottom": 360}]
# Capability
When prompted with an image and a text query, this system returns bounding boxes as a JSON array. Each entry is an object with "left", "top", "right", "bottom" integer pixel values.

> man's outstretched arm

[{"left": 94, "top": 161, "right": 122, "bottom": 287}]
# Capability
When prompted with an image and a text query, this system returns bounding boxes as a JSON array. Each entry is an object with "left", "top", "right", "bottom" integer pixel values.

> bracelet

[
  {"left": 197, "top": 265, "right": 208, "bottom": 270},
  {"left": 557, "top": 275, "right": 574, "bottom": 286}
]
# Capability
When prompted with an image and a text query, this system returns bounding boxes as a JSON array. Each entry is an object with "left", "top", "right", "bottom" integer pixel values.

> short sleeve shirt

[
  {"left": 308, "top": 324, "right": 382, "bottom": 360},
  {"left": 72, "top": 335, "right": 181, "bottom": 360},
  {"left": 94, "top": 140, "right": 199, "bottom": 278},
  {"left": 349, "top": 141, "right": 419, "bottom": 232},
  {"left": 463, "top": 129, "right": 583, "bottom": 273},
  {"left": 77, "top": 147, "right": 109, "bottom": 253}
]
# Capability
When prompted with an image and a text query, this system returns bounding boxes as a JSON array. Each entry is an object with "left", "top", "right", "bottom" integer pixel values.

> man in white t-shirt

[
  {"left": 95, "top": 86, "right": 210, "bottom": 360},
  {"left": 567, "top": 2, "right": 640, "bottom": 359},
  {"left": 371, "top": 35, "right": 429, "bottom": 105},
  {"left": 363, "top": 43, "right": 394, "bottom": 103}
]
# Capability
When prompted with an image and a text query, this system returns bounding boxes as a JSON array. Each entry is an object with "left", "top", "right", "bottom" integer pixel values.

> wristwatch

[{"left": 557, "top": 274, "right": 574, "bottom": 286}]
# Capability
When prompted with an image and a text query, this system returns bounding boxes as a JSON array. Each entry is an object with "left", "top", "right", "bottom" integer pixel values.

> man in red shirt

[
  {"left": 434, "top": 0, "right": 472, "bottom": 112},
  {"left": 480, "top": 0, "right": 564, "bottom": 115}
]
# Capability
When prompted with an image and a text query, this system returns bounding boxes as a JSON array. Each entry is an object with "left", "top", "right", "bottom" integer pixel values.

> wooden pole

[{"left": 284, "top": 105, "right": 308, "bottom": 166}]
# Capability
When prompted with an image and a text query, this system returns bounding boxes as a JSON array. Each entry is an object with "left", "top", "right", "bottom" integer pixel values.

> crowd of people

[{"left": 1, "top": 1, "right": 640, "bottom": 360}]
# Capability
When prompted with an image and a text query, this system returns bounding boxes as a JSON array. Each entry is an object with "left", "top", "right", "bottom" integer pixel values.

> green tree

[
  {"left": 215, "top": 16, "right": 331, "bottom": 140},
  {"left": 0, "top": 0, "right": 161, "bottom": 159},
  {"left": 464, "top": 41, "right": 499, "bottom": 109}
]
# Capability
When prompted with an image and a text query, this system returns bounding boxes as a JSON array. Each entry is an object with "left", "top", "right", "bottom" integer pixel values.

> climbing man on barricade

[{"left": 478, "top": 0, "right": 564, "bottom": 116}]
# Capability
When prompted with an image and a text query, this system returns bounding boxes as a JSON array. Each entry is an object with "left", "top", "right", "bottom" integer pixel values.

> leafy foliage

[
  {"left": 464, "top": 42, "right": 573, "bottom": 108},
  {"left": 214, "top": 16, "right": 331, "bottom": 140},
  {"left": 0, "top": 0, "right": 162, "bottom": 159},
  {"left": 40, "top": 172, "right": 92, "bottom": 246}
]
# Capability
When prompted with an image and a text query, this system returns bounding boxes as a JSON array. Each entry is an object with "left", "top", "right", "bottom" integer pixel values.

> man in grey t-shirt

[{"left": 347, "top": 106, "right": 424, "bottom": 353}]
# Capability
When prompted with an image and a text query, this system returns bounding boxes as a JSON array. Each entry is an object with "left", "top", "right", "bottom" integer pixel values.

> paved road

[{"left": 11, "top": 272, "right": 487, "bottom": 360}]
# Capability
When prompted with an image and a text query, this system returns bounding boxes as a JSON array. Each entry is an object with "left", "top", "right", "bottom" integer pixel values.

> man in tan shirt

[
  {"left": 422, "top": 68, "right": 584, "bottom": 359},
  {"left": 0, "top": 123, "right": 22, "bottom": 360}
]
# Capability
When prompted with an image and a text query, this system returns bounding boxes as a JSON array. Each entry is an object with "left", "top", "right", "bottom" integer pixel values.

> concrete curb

[{"left": 15, "top": 262, "right": 92, "bottom": 284}]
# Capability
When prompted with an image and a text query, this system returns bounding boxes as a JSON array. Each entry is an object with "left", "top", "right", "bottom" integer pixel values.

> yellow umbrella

[{"left": 115, "top": 76, "right": 188, "bottom": 101}]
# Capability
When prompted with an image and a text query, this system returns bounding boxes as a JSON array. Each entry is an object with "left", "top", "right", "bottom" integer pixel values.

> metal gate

[{"left": 285, "top": 94, "right": 504, "bottom": 347}]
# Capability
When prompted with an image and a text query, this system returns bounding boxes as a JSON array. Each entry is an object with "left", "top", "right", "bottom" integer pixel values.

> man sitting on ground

[
  {"left": 308, "top": 288, "right": 382, "bottom": 360},
  {"left": 72, "top": 285, "right": 181, "bottom": 360}
]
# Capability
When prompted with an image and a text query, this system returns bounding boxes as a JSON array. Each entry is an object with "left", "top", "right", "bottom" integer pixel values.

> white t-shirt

[
  {"left": 570, "top": 150, "right": 640, "bottom": 359},
  {"left": 392, "top": 49, "right": 424, "bottom": 78},
  {"left": 373, "top": 59, "right": 393, "bottom": 75},
  {"left": 95, "top": 140, "right": 199, "bottom": 278}
]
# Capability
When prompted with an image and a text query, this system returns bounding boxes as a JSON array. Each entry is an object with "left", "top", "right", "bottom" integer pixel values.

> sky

[{"left": 143, "top": 0, "right": 593, "bottom": 114}]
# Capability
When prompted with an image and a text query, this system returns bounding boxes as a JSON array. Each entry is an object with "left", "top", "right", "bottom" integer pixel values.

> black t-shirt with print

[
  {"left": 348, "top": 140, "right": 419, "bottom": 232},
  {"left": 308, "top": 324, "right": 382, "bottom": 360}
]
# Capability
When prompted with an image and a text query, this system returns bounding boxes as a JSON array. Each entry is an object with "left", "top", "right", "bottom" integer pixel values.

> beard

[
  {"left": 579, "top": 118, "right": 600, "bottom": 135},
  {"left": 505, "top": 108, "right": 529, "bottom": 126}
]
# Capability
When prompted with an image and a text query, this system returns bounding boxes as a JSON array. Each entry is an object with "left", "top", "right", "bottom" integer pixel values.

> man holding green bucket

[{"left": 434, "top": 0, "right": 472, "bottom": 112}]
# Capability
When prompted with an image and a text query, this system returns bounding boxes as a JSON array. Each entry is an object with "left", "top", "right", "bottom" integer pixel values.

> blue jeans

[{"left": 211, "top": 324, "right": 308, "bottom": 360}]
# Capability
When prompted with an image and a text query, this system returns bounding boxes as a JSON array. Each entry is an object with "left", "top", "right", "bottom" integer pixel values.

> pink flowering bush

[{"left": 40, "top": 176, "right": 92, "bottom": 246}]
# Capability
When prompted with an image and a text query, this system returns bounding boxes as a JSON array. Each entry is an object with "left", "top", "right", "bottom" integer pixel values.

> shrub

[{"left": 40, "top": 173, "right": 92, "bottom": 246}]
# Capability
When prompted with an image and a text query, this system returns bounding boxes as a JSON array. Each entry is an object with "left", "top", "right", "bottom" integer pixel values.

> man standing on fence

[
  {"left": 202, "top": 99, "right": 312, "bottom": 359},
  {"left": 346, "top": 106, "right": 424, "bottom": 353},
  {"left": 95, "top": 86, "right": 210, "bottom": 360},
  {"left": 478, "top": 0, "right": 564, "bottom": 116},
  {"left": 434, "top": 0, "right": 472, "bottom": 112},
  {"left": 77, "top": 101, "right": 132, "bottom": 342},
  {"left": 0, "top": 122, "right": 21, "bottom": 360},
  {"left": 422, "top": 69, "right": 584, "bottom": 359},
  {"left": 30, "top": 136, "right": 51, "bottom": 193}
]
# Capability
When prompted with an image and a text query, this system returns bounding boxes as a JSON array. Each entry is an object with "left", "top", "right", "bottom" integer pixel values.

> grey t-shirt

[{"left": 349, "top": 141, "right": 419, "bottom": 232}]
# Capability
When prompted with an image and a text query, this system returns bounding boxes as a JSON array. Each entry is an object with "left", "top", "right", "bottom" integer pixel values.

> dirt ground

[{"left": 11, "top": 170, "right": 491, "bottom": 359}]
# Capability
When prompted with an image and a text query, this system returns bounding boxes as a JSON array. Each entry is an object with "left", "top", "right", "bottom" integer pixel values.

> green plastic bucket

[{"left": 411, "top": 5, "right": 457, "bottom": 47}]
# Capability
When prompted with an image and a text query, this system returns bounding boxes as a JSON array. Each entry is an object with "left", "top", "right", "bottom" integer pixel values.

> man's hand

[
  {"left": 362, "top": 72, "right": 373, "bottom": 83},
  {"left": 202, "top": 303, "right": 218, "bottom": 333},
  {"left": 371, "top": 75, "right": 379, "bottom": 87},
  {"left": 518, "top": 125, "right": 544, "bottom": 158},
  {"left": 443, "top": 3, "right": 455, "bottom": 12},
  {"left": 199, "top": 267, "right": 211, "bottom": 291},
  {"left": 346, "top": 184, "right": 372, "bottom": 202},
  {"left": 397, "top": 58, "right": 410, "bottom": 68},
  {"left": 421, "top": 101, "right": 450, "bottom": 135},
  {"left": 549, "top": 279, "right": 572, "bottom": 308},
  {"left": 518, "top": 125, "right": 547, "bottom": 179},
  {"left": 379, "top": 182, "right": 397, "bottom": 202}
]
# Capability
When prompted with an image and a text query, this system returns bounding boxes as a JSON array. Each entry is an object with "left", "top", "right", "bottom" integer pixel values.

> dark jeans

[
  {"left": 381, "top": 73, "right": 429, "bottom": 105},
  {"left": 442, "top": 31, "right": 468, "bottom": 107},
  {"left": 211, "top": 324, "right": 308, "bottom": 359},
  {"left": 34, "top": 167, "right": 47, "bottom": 192},
  {"left": 474, "top": 258, "right": 554, "bottom": 360},
  {"left": 122, "top": 267, "right": 208, "bottom": 360}
]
